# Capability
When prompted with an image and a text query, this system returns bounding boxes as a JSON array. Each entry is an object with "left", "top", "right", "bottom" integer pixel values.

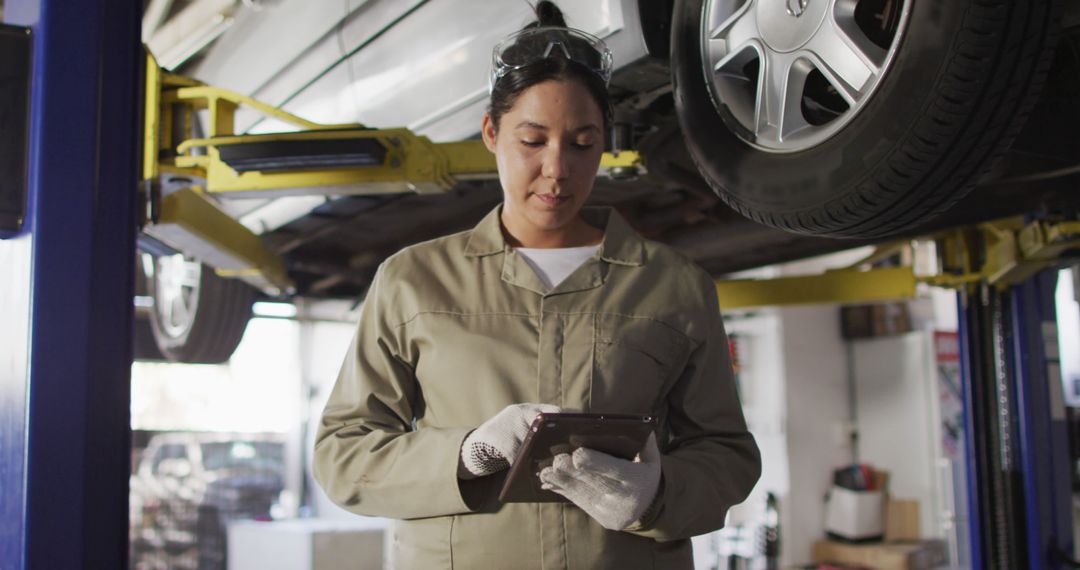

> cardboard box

[
  {"left": 871, "top": 470, "right": 890, "bottom": 492},
  {"left": 841, "top": 303, "right": 913, "bottom": 339},
  {"left": 813, "top": 539, "right": 946, "bottom": 570},
  {"left": 885, "top": 499, "right": 921, "bottom": 542}
]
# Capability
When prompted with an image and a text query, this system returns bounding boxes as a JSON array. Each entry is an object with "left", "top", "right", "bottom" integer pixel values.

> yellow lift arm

[
  {"left": 140, "top": 53, "right": 642, "bottom": 295},
  {"left": 714, "top": 218, "right": 1080, "bottom": 311}
]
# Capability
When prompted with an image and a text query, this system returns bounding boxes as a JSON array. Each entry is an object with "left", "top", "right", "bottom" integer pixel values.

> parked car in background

[{"left": 129, "top": 433, "right": 286, "bottom": 570}]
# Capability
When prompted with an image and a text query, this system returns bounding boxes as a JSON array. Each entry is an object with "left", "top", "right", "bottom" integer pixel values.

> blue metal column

[
  {"left": 1011, "top": 270, "right": 1075, "bottom": 569},
  {"left": 0, "top": 0, "right": 140, "bottom": 568},
  {"left": 957, "top": 289, "right": 986, "bottom": 570},
  {"left": 959, "top": 269, "right": 1078, "bottom": 569}
]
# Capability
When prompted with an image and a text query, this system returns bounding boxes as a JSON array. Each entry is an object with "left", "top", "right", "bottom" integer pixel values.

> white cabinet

[{"left": 228, "top": 518, "right": 389, "bottom": 570}]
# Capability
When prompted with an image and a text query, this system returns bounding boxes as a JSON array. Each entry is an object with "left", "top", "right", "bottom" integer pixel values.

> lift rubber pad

[
  {"left": 217, "top": 137, "right": 388, "bottom": 173},
  {"left": 0, "top": 25, "right": 32, "bottom": 236}
]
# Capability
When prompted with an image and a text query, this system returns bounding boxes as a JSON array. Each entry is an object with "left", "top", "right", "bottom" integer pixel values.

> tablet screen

[{"left": 498, "top": 412, "right": 657, "bottom": 503}]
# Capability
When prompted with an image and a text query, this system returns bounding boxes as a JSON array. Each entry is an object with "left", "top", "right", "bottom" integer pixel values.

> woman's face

[{"left": 482, "top": 79, "right": 605, "bottom": 236}]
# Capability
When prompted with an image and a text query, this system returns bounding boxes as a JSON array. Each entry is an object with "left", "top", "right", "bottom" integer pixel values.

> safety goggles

[{"left": 489, "top": 26, "right": 614, "bottom": 93}]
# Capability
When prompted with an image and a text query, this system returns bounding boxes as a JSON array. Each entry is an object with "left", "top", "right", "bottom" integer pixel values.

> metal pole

[
  {"left": 958, "top": 287, "right": 987, "bottom": 570},
  {"left": 1011, "top": 269, "right": 1075, "bottom": 569},
  {"left": 0, "top": 0, "right": 140, "bottom": 568}
]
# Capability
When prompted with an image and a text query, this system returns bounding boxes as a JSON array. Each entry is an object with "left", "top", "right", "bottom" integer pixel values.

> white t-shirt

[{"left": 514, "top": 244, "right": 601, "bottom": 289}]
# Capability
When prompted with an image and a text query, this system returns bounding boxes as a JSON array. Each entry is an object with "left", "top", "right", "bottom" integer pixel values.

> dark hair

[{"left": 488, "top": 1, "right": 613, "bottom": 132}]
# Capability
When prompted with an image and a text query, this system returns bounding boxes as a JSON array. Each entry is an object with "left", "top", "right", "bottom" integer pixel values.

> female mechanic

[{"left": 313, "top": 3, "right": 761, "bottom": 568}]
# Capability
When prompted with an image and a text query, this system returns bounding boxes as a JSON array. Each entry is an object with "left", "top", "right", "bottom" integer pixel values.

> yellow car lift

[
  {"left": 714, "top": 217, "right": 1080, "bottom": 311},
  {"left": 140, "top": 53, "right": 642, "bottom": 296},
  {"left": 140, "top": 54, "right": 1080, "bottom": 306}
]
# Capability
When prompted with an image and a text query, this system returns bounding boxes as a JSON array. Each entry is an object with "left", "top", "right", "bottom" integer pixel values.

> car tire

[
  {"left": 134, "top": 319, "right": 168, "bottom": 362},
  {"left": 671, "top": 0, "right": 1062, "bottom": 238},
  {"left": 148, "top": 255, "right": 255, "bottom": 364}
]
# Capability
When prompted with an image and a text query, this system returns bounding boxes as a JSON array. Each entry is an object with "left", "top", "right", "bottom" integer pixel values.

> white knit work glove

[
  {"left": 459, "top": 403, "right": 561, "bottom": 479},
  {"left": 538, "top": 432, "right": 662, "bottom": 531}
]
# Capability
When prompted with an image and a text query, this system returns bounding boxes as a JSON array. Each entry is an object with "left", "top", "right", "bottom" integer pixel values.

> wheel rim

[
  {"left": 701, "top": 0, "right": 911, "bottom": 153},
  {"left": 154, "top": 255, "right": 202, "bottom": 339}
]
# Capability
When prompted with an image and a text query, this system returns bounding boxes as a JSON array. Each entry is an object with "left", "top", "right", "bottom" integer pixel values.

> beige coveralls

[{"left": 314, "top": 205, "right": 761, "bottom": 569}]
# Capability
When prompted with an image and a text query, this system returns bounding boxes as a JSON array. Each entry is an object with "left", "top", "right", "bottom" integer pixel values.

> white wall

[
  {"left": 777, "top": 305, "right": 853, "bottom": 566},
  {"left": 852, "top": 332, "right": 942, "bottom": 538},
  {"left": 300, "top": 317, "right": 368, "bottom": 520},
  {"left": 727, "top": 309, "right": 791, "bottom": 520},
  {"left": 131, "top": 317, "right": 302, "bottom": 432},
  {"left": 1056, "top": 267, "right": 1080, "bottom": 406}
]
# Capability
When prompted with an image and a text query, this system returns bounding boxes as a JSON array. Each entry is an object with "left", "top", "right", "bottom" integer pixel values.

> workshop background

[{"left": 1, "top": 0, "right": 1078, "bottom": 569}]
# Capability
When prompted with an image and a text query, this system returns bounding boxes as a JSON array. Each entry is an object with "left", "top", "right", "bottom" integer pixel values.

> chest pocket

[{"left": 591, "top": 313, "right": 690, "bottom": 414}]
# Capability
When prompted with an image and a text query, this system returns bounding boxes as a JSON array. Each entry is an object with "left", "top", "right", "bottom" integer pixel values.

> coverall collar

[
  {"left": 464, "top": 203, "right": 645, "bottom": 296},
  {"left": 463, "top": 203, "right": 646, "bottom": 267}
]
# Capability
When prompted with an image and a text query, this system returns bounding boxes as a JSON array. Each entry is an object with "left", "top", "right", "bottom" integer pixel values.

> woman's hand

[
  {"left": 538, "top": 432, "right": 662, "bottom": 531},
  {"left": 458, "top": 403, "right": 561, "bottom": 479}
]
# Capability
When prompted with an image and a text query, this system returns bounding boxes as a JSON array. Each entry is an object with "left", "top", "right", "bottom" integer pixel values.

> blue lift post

[
  {"left": 0, "top": 0, "right": 140, "bottom": 568},
  {"left": 959, "top": 268, "right": 1077, "bottom": 569},
  {"left": 957, "top": 291, "right": 986, "bottom": 570},
  {"left": 1012, "top": 270, "right": 1075, "bottom": 569}
]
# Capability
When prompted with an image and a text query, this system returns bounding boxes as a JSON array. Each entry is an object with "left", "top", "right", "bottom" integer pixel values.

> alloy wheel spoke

[
  {"left": 171, "top": 296, "right": 190, "bottom": 330},
  {"left": 756, "top": 50, "right": 807, "bottom": 145},
  {"left": 159, "top": 292, "right": 174, "bottom": 329},
  {"left": 706, "top": 0, "right": 758, "bottom": 66},
  {"left": 803, "top": 8, "right": 883, "bottom": 106}
]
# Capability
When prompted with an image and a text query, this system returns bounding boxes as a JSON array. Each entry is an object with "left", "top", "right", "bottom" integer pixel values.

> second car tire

[
  {"left": 672, "top": 0, "right": 1062, "bottom": 238},
  {"left": 148, "top": 255, "right": 256, "bottom": 364}
]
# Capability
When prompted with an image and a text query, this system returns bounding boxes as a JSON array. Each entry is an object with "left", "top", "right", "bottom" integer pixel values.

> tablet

[{"left": 498, "top": 412, "right": 658, "bottom": 503}]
